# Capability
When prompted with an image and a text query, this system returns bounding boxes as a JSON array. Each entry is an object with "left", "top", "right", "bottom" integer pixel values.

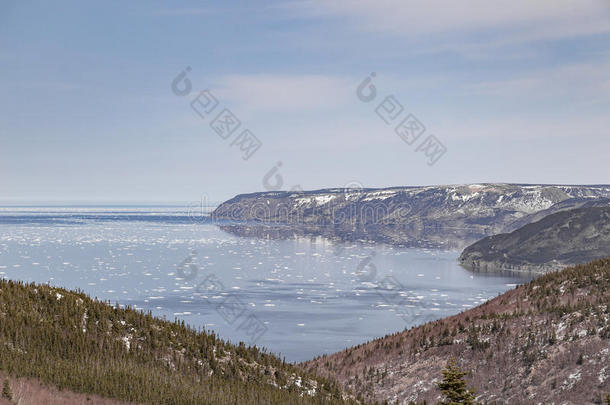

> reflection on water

[
  {"left": 0, "top": 207, "right": 533, "bottom": 362},
  {"left": 217, "top": 222, "right": 489, "bottom": 250}
]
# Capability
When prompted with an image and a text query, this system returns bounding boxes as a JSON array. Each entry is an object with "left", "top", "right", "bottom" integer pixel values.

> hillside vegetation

[
  {"left": 460, "top": 206, "right": 610, "bottom": 272},
  {"left": 303, "top": 258, "right": 610, "bottom": 404},
  {"left": 0, "top": 280, "right": 358, "bottom": 405}
]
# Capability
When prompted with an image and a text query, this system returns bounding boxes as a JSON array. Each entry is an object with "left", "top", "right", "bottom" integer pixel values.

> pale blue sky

[{"left": 1, "top": 0, "right": 609, "bottom": 203}]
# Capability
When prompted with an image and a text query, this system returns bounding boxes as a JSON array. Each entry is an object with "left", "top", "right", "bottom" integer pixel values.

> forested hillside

[
  {"left": 0, "top": 280, "right": 358, "bottom": 405},
  {"left": 460, "top": 206, "right": 610, "bottom": 272}
]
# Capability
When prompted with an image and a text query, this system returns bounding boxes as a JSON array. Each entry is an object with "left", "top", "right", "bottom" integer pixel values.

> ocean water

[{"left": 0, "top": 206, "right": 533, "bottom": 362}]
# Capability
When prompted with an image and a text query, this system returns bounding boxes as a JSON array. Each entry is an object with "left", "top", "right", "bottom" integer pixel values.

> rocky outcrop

[
  {"left": 212, "top": 184, "right": 610, "bottom": 249},
  {"left": 459, "top": 206, "right": 610, "bottom": 273}
]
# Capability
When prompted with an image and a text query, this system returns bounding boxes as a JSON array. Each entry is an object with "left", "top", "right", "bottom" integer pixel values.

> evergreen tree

[
  {"left": 2, "top": 378, "right": 12, "bottom": 401},
  {"left": 436, "top": 358, "right": 476, "bottom": 405}
]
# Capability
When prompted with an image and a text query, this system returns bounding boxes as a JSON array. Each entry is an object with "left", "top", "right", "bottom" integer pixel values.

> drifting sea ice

[{"left": 0, "top": 207, "right": 534, "bottom": 362}]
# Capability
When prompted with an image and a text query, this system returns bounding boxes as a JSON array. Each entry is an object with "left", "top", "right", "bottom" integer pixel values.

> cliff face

[
  {"left": 301, "top": 258, "right": 610, "bottom": 405},
  {"left": 212, "top": 184, "right": 610, "bottom": 249},
  {"left": 459, "top": 206, "right": 610, "bottom": 273}
]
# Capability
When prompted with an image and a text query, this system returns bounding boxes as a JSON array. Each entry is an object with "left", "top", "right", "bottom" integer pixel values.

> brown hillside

[
  {"left": 0, "top": 373, "right": 136, "bottom": 405},
  {"left": 302, "top": 258, "right": 610, "bottom": 404}
]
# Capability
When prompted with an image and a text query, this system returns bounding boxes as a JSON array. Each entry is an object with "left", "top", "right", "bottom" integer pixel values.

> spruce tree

[
  {"left": 436, "top": 358, "right": 476, "bottom": 405},
  {"left": 2, "top": 378, "right": 12, "bottom": 401}
]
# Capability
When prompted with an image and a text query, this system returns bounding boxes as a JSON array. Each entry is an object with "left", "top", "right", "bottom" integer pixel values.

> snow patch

[
  {"left": 599, "top": 366, "right": 607, "bottom": 384},
  {"left": 295, "top": 195, "right": 336, "bottom": 206},
  {"left": 121, "top": 336, "right": 131, "bottom": 351}
]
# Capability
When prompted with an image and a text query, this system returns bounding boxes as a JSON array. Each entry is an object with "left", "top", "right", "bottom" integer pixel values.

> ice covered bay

[{"left": 0, "top": 207, "right": 533, "bottom": 362}]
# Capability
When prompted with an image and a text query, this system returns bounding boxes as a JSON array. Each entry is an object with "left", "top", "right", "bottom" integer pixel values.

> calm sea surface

[{"left": 0, "top": 206, "right": 533, "bottom": 362}]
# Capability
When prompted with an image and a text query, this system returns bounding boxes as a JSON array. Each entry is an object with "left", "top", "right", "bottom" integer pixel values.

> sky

[{"left": 1, "top": 0, "right": 609, "bottom": 204}]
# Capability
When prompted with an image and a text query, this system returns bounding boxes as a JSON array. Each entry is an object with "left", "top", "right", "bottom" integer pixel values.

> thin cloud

[
  {"left": 283, "top": 0, "right": 610, "bottom": 42},
  {"left": 213, "top": 74, "right": 355, "bottom": 112},
  {"left": 151, "top": 8, "right": 212, "bottom": 16},
  {"left": 464, "top": 59, "right": 610, "bottom": 103}
]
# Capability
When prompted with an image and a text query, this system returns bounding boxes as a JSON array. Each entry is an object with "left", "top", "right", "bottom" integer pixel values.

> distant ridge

[{"left": 213, "top": 184, "right": 610, "bottom": 249}]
